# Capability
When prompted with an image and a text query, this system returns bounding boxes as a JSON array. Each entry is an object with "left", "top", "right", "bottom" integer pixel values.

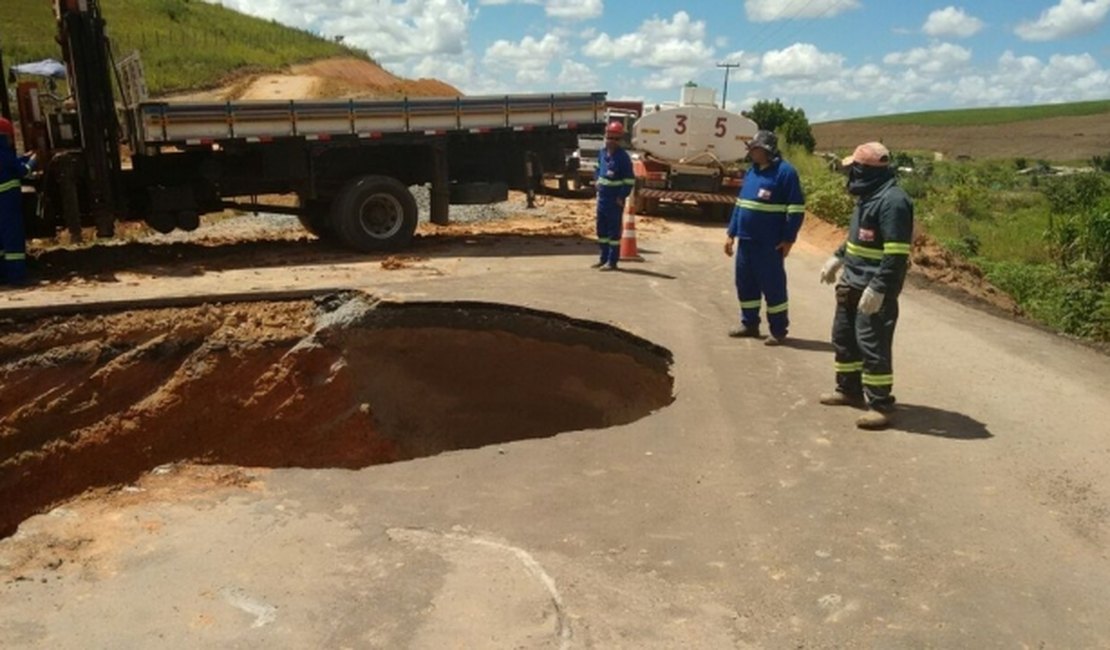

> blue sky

[{"left": 208, "top": 0, "right": 1110, "bottom": 122}]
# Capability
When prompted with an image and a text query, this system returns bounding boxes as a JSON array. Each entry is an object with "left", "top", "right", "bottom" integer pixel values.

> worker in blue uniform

[
  {"left": 0, "top": 117, "right": 36, "bottom": 286},
  {"left": 593, "top": 121, "right": 635, "bottom": 271},
  {"left": 724, "top": 130, "right": 806, "bottom": 345},
  {"left": 818, "top": 141, "right": 914, "bottom": 430}
]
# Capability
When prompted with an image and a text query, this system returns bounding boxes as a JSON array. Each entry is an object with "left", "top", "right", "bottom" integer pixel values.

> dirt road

[{"left": 1, "top": 198, "right": 1108, "bottom": 648}]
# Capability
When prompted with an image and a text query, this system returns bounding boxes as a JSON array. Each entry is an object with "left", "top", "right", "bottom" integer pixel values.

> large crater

[{"left": 0, "top": 293, "right": 673, "bottom": 537}]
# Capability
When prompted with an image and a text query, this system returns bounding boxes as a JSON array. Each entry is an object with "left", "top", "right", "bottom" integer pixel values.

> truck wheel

[
  {"left": 331, "top": 175, "right": 418, "bottom": 252},
  {"left": 297, "top": 198, "right": 334, "bottom": 240}
]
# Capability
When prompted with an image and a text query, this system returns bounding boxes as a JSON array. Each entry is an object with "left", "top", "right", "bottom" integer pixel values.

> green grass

[
  {"left": 1, "top": 0, "right": 370, "bottom": 94},
  {"left": 835, "top": 100, "right": 1110, "bottom": 127}
]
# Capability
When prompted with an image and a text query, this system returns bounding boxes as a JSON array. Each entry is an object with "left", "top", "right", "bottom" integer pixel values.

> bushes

[
  {"left": 983, "top": 261, "right": 1110, "bottom": 341},
  {"left": 1043, "top": 177, "right": 1110, "bottom": 281},
  {"left": 802, "top": 174, "right": 854, "bottom": 227}
]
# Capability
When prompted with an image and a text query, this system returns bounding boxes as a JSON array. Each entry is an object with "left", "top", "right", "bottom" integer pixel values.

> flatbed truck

[{"left": 2, "top": 0, "right": 606, "bottom": 252}]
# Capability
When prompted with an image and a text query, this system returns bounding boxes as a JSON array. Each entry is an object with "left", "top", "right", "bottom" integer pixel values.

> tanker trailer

[{"left": 630, "top": 86, "right": 758, "bottom": 219}]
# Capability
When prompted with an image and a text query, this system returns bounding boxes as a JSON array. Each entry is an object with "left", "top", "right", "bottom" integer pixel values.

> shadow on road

[
  {"left": 781, "top": 337, "right": 836, "bottom": 353},
  {"left": 894, "top": 403, "right": 993, "bottom": 440},
  {"left": 613, "top": 267, "right": 677, "bottom": 280}
]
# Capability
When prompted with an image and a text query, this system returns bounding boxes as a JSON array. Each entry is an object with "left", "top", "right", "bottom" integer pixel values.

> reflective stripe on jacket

[
  {"left": 728, "top": 158, "right": 805, "bottom": 243},
  {"left": 836, "top": 178, "right": 914, "bottom": 295}
]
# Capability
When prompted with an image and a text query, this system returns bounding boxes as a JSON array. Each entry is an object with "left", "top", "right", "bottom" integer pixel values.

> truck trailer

[{"left": 3, "top": 0, "right": 607, "bottom": 252}]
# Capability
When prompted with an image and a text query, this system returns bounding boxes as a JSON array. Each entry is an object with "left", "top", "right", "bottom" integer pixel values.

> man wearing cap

[
  {"left": 592, "top": 121, "right": 635, "bottom": 271},
  {"left": 725, "top": 129, "right": 806, "bottom": 345},
  {"left": 0, "top": 117, "right": 36, "bottom": 286},
  {"left": 818, "top": 141, "right": 914, "bottom": 430}
]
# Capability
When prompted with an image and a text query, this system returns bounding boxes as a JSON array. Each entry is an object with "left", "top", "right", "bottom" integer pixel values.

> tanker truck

[{"left": 630, "top": 85, "right": 758, "bottom": 219}]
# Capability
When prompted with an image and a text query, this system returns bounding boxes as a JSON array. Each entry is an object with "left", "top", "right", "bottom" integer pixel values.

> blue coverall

[
  {"left": 595, "top": 146, "right": 634, "bottom": 268},
  {"left": 727, "top": 158, "right": 806, "bottom": 338},
  {"left": 0, "top": 135, "right": 34, "bottom": 285}
]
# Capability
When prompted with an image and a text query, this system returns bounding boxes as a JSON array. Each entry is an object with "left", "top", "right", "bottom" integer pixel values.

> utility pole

[{"left": 716, "top": 62, "right": 742, "bottom": 110}]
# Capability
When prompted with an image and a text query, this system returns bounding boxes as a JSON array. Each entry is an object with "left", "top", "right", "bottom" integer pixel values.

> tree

[{"left": 745, "top": 99, "right": 816, "bottom": 153}]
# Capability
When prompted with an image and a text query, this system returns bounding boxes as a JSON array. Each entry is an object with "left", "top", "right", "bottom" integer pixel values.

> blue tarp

[{"left": 11, "top": 59, "right": 67, "bottom": 79}]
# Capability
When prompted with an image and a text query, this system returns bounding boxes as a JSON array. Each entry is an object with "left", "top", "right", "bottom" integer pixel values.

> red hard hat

[
  {"left": 0, "top": 117, "right": 13, "bottom": 142},
  {"left": 605, "top": 121, "right": 625, "bottom": 137}
]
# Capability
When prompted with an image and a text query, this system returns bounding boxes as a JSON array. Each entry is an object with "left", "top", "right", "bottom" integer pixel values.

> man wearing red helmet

[
  {"left": 592, "top": 121, "right": 634, "bottom": 271},
  {"left": 0, "top": 117, "right": 36, "bottom": 285}
]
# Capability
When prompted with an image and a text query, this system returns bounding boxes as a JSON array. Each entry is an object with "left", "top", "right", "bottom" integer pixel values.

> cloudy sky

[{"left": 207, "top": 0, "right": 1110, "bottom": 122}]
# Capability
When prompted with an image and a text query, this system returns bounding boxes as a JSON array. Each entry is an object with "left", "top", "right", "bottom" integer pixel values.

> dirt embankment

[
  {"left": 161, "top": 57, "right": 462, "bottom": 102},
  {"left": 813, "top": 113, "right": 1110, "bottom": 161}
]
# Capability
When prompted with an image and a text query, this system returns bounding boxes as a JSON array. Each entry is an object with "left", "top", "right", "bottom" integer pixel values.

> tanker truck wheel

[{"left": 331, "top": 175, "right": 418, "bottom": 252}]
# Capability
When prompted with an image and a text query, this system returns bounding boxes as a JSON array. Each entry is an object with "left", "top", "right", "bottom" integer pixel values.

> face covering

[{"left": 846, "top": 163, "right": 894, "bottom": 196}]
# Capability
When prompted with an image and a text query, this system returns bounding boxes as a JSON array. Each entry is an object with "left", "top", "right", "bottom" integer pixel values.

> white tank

[{"left": 632, "top": 105, "right": 758, "bottom": 165}]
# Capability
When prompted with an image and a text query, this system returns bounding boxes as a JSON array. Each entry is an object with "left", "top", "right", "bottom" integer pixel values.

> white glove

[
  {"left": 819, "top": 256, "right": 843, "bottom": 284},
  {"left": 858, "top": 286, "right": 885, "bottom": 315}
]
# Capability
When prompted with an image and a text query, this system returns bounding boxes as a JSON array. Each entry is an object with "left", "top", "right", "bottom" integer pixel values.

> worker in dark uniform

[
  {"left": 0, "top": 117, "right": 36, "bottom": 286},
  {"left": 593, "top": 121, "right": 635, "bottom": 271},
  {"left": 819, "top": 141, "right": 914, "bottom": 430},
  {"left": 725, "top": 130, "right": 806, "bottom": 345}
]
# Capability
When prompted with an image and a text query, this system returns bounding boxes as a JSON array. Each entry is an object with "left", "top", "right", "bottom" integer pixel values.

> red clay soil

[
  {"left": 294, "top": 57, "right": 461, "bottom": 98},
  {"left": 0, "top": 296, "right": 674, "bottom": 539}
]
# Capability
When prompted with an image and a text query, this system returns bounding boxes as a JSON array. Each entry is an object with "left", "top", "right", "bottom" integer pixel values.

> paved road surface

[{"left": 2, "top": 219, "right": 1108, "bottom": 648}]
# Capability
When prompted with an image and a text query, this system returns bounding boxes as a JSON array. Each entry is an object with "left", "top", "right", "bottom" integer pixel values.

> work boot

[
  {"left": 590, "top": 261, "right": 606, "bottom": 269},
  {"left": 728, "top": 325, "right": 760, "bottom": 338},
  {"left": 764, "top": 335, "right": 787, "bottom": 346},
  {"left": 819, "top": 391, "right": 864, "bottom": 407},
  {"left": 599, "top": 264, "right": 618, "bottom": 272},
  {"left": 856, "top": 409, "right": 892, "bottom": 430}
]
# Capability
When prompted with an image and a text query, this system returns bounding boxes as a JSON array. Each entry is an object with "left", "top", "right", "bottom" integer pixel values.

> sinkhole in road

[{"left": 0, "top": 293, "right": 674, "bottom": 538}]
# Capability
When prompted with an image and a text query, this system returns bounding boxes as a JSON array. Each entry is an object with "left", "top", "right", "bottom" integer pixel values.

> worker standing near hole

[
  {"left": 1, "top": 117, "right": 36, "bottom": 286},
  {"left": 592, "top": 121, "right": 635, "bottom": 271},
  {"left": 818, "top": 141, "right": 914, "bottom": 430},
  {"left": 724, "top": 130, "right": 806, "bottom": 345}
]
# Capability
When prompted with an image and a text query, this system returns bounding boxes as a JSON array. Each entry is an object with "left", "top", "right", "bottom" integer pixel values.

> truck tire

[
  {"left": 297, "top": 198, "right": 334, "bottom": 240},
  {"left": 330, "top": 175, "right": 418, "bottom": 252}
]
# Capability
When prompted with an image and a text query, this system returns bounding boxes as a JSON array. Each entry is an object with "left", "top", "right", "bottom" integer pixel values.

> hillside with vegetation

[{"left": 1, "top": 0, "right": 370, "bottom": 94}]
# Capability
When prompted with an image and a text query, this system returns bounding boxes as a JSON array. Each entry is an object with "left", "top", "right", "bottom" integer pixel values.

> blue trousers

[
  {"left": 595, "top": 198, "right": 623, "bottom": 266},
  {"left": 831, "top": 284, "right": 898, "bottom": 411},
  {"left": 0, "top": 188, "right": 26, "bottom": 284},
  {"left": 735, "top": 239, "right": 789, "bottom": 337}
]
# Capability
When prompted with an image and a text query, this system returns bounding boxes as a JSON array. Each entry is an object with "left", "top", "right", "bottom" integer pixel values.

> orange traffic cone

[{"left": 620, "top": 198, "right": 644, "bottom": 262}]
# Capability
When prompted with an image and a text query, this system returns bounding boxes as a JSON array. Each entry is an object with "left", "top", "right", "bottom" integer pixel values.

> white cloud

[
  {"left": 883, "top": 42, "right": 972, "bottom": 74},
  {"left": 922, "top": 6, "right": 985, "bottom": 38},
  {"left": 557, "top": 60, "right": 600, "bottom": 88},
  {"left": 476, "top": 0, "right": 601, "bottom": 20},
  {"left": 761, "top": 43, "right": 845, "bottom": 79},
  {"left": 583, "top": 11, "right": 714, "bottom": 70},
  {"left": 546, "top": 0, "right": 603, "bottom": 20},
  {"left": 1015, "top": 0, "right": 1110, "bottom": 41},
  {"left": 744, "top": 0, "right": 860, "bottom": 22},
  {"left": 211, "top": 0, "right": 474, "bottom": 63},
  {"left": 484, "top": 33, "right": 567, "bottom": 84}
]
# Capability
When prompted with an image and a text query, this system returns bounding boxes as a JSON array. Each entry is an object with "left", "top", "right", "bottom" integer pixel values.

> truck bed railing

[{"left": 137, "top": 92, "right": 607, "bottom": 144}]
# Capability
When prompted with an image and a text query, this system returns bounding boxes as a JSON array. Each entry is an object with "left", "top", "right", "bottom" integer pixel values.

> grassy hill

[{"left": 1, "top": 0, "right": 370, "bottom": 94}]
